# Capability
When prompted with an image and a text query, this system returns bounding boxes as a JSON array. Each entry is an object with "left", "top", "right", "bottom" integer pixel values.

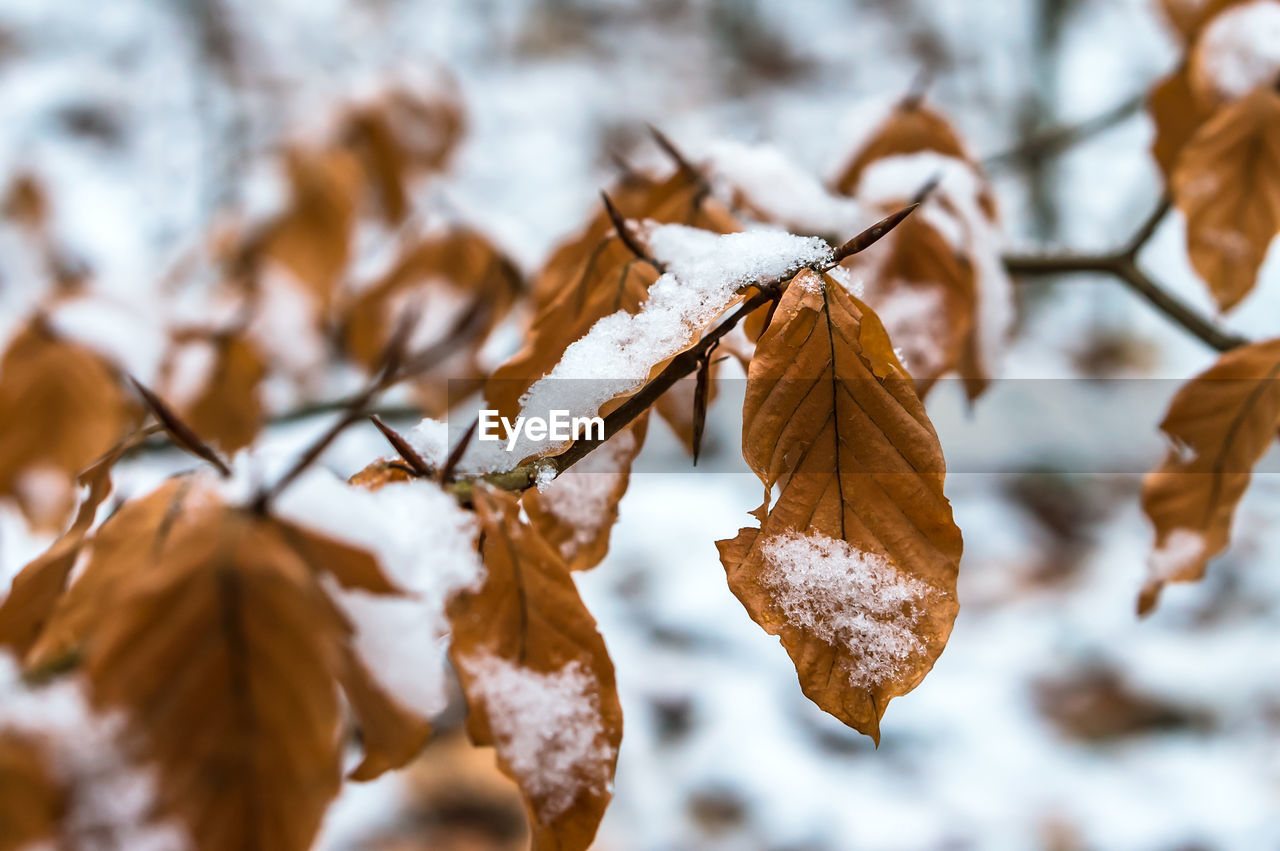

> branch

[{"left": 982, "top": 94, "right": 1145, "bottom": 172}]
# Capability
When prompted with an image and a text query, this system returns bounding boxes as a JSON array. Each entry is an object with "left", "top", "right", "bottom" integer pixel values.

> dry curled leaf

[
  {"left": 1139, "top": 338, "right": 1280, "bottom": 614},
  {"left": 718, "top": 270, "right": 962, "bottom": 742},
  {"left": 1173, "top": 85, "right": 1280, "bottom": 311},
  {"left": 0, "top": 319, "right": 137, "bottom": 531},
  {"left": 447, "top": 486, "right": 622, "bottom": 851},
  {"left": 0, "top": 730, "right": 65, "bottom": 851},
  {"left": 523, "top": 415, "right": 649, "bottom": 571}
]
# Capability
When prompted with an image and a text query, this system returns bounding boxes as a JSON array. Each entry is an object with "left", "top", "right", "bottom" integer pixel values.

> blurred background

[{"left": 1, "top": 0, "right": 1279, "bottom": 848}]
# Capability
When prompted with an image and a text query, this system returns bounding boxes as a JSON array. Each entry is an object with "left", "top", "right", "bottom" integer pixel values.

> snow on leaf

[
  {"left": 459, "top": 653, "right": 614, "bottom": 824},
  {"left": 0, "top": 652, "right": 187, "bottom": 850},
  {"left": 759, "top": 530, "right": 937, "bottom": 689},
  {"left": 448, "top": 486, "right": 621, "bottom": 851},
  {"left": 718, "top": 269, "right": 961, "bottom": 743},
  {"left": 1190, "top": 0, "right": 1280, "bottom": 106},
  {"left": 467, "top": 226, "right": 831, "bottom": 473},
  {"left": 523, "top": 416, "right": 648, "bottom": 571}
]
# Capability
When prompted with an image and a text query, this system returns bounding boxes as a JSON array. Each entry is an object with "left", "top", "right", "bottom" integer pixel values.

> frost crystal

[
  {"left": 1148, "top": 528, "right": 1206, "bottom": 580},
  {"left": 462, "top": 654, "right": 613, "bottom": 822},
  {"left": 760, "top": 530, "right": 936, "bottom": 688},
  {"left": 1196, "top": 1, "right": 1280, "bottom": 102}
]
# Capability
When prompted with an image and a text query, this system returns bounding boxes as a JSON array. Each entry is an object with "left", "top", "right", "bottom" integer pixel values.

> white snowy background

[{"left": 1, "top": 0, "right": 1279, "bottom": 848}]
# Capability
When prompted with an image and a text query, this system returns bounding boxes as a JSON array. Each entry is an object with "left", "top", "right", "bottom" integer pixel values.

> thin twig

[
  {"left": 600, "top": 190, "right": 664, "bottom": 272},
  {"left": 982, "top": 94, "right": 1145, "bottom": 172},
  {"left": 1003, "top": 251, "right": 1247, "bottom": 353}
]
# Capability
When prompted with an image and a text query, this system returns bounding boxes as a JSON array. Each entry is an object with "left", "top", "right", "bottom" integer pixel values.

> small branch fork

[{"left": 1002, "top": 195, "right": 1249, "bottom": 353}]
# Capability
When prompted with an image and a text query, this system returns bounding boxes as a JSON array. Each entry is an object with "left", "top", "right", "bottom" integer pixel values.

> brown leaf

[
  {"left": 832, "top": 100, "right": 968, "bottom": 196},
  {"left": 1156, "top": 0, "right": 1248, "bottom": 42},
  {"left": 342, "top": 106, "right": 412, "bottom": 224},
  {"left": 447, "top": 486, "right": 622, "bottom": 851},
  {"left": 1149, "top": 66, "right": 1217, "bottom": 181},
  {"left": 335, "top": 640, "right": 432, "bottom": 782},
  {"left": 0, "top": 319, "right": 138, "bottom": 531},
  {"left": 349, "top": 459, "right": 417, "bottom": 489},
  {"left": 0, "top": 730, "right": 65, "bottom": 851},
  {"left": 717, "top": 270, "right": 962, "bottom": 742},
  {"left": 1139, "top": 338, "right": 1280, "bottom": 614},
  {"left": 263, "top": 147, "right": 362, "bottom": 309},
  {"left": 84, "top": 500, "right": 355, "bottom": 851},
  {"left": 163, "top": 331, "right": 268, "bottom": 453},
  {"left": 844, "top": 211, "right": 977, "bottom": 396},
  {"left": 342, "top": 227, "right": 521, "bottom": 379},
  {"left": 523, "top": 415, "right": 649, "bottom": 571},
  {"left": 24, "top": 477, "right": 194, "bottom": 672},
  {"left": 0, "top": 426, "right": 154, "bottom": 658},
  {"left": 1173, "top": 86, "right": 1280, "bottom": 311}
]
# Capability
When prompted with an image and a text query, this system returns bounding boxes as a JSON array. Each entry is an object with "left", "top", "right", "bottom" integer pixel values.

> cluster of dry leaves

[
  {"left": 1139, "top": 0, "right": 1280, "bottom": 611},
  {"left": 1, "top": 4, "right": 1279, "bottom": 847}
]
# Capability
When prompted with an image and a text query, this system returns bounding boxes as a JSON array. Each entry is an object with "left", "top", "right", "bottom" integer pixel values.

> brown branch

[
  {"left": 1003, "top": 247, "right": 1247, "bottom": 353},
  {"left": 600, "top": 190, "right": 664, "bottom": 272},
  {"left": 982, "top": 94, "right": 1144, "bottom": 172}
]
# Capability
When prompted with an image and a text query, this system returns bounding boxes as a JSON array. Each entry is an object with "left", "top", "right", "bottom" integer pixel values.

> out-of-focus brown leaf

[
  {"left": 0, "top": 320, "right": 137, "bottom": 531},
  {"left": 336, "top": 641, "right": 432, "bottom": 782},
  {"left": 24, "top": 477, "right": 194, "bottom": 671},
  {"left": 1173, "top": 86, "right": 1280, "bottom": 311},
  {"left": 523, "top": 415, "right": 649, "bottom": 571},
  {"left": 81, "top": 488, "right": 397, "bottom": 851},
  {"left": 1157, "top": 0, "right": 1250, "bottom": 43},
  {"left": 349, "top": 459, "right": 417, "bottom": 490},
  {"left": 718, "top": 270, "right": 962, "bottom": 742},
  {"left": 447, "top": 486, "right": 622, "bottom": 851},
  {"left": 343, "top": 228, "right": 521, "bottom": 370},
  {"left": 2, "top": 172, "right": 47, "bottom": 231},
  {"left": 844, "top": 212, "right": 977, "bottom": 396},
  {"left": 1149, "top": 66, "right": 1217, "bottom": 181},
  {"left": 1139, "top": 338, "right": 1280, "bottom": 614},
  {"left": 0, "top": 426, "right": 153, "bottom": 658},
  {"left": 342, "top": 107, "right": 412, "bottom": 224},
  {"left": 162, "top": 332, "right": 268, "bottom": 453},
  {"left": 832, "top": 100, "right": 968, "bottom": 195},
  {"left": 263, "top": 147, "right": 362, "bottom": 309},
  {"left": 382, "top": 79, "right": 466, "bottom": 174},
  {"left": 1034, "top": 666, "right": 1211, "bottom": 741},
  {"left": 0, "top": 730, "right": 65, "bottom": 851}
]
